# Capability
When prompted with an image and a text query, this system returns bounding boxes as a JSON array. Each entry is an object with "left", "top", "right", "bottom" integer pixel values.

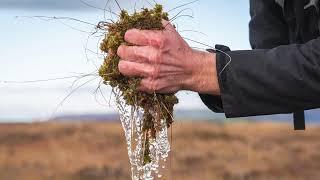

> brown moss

[{"left": 99, "top": 4, "right": 178, "bottom": 164}]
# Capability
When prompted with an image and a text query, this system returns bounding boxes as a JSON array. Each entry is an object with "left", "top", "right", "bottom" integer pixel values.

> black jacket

[{"left": 200, "top": 0, "right": 320, "bottom": 120}]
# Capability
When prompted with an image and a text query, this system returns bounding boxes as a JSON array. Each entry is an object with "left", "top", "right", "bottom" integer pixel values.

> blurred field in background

[{"left": 0, "top": 121, "right": 319, "bottom": 180}]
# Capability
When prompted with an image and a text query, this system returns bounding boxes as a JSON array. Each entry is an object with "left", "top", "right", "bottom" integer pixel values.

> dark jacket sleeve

[
  {"left": 200, "top": 0, "right": 320, "bottom": 117},
  {"left": 217, "top": 39, "right": 320, "bottom": 117}
]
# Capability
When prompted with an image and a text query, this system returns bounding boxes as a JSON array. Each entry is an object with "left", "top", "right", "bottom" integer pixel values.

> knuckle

[
  {"left": 150, "top": 34, "right": 166, "bottom": 48},
  {"left": 156, "top": 35, "right": 166, "bottom": 49},
  {"left": 150, "top": 66, "right": 160, "bottom": 78},
  {"left": 146, "top": 68, "right": 152, "bottom": 77},
  {"left": 132, "top": 46, "right": 138, "bottom": 58},
  {"left": 135, "top": 46, "right": 147, "bottom": 61},
  {"left": 146, "top": 68, "right": 154, "bottom": 78},
  {"left": 144, "top": 79, "right": 157, "bottom": 93},
  {"left": 149, "top": 51, "right": 162, "bottom": 64}
]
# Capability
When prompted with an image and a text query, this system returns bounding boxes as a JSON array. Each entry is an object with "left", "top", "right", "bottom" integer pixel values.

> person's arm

[
  {"left": 200, "top": 0, "right": 292, "bottom": 116},
  {"left": 215, "top": 39, "right": 320, "bottom": 117},
  {"left": 117, "top": 20, "right": 220, "bottom": 96},
  {"left": 210, "top": 0, "right": 320, "bottom": 117},
  {"left": 117, "top": 1, "right": 320, "bottom": 118}
]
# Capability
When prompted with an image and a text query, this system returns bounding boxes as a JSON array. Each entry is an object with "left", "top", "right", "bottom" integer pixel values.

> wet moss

[{"left": 99, "top": 4, "right": 178, "bottom": 164}]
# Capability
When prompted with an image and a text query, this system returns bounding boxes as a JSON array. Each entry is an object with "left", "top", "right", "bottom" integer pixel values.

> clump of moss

[{"left": 99, "top": 4, "right": 178, "bottom": 165}]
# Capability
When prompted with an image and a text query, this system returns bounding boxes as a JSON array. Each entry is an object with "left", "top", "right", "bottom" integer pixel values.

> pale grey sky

[{"left": 0, "top": 0, "right": 252, "bottom": 121}]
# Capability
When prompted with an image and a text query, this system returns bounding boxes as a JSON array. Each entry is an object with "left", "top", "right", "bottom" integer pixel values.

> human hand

[{"left": 117, "top": 20, "right": 220, "bottom": 95}]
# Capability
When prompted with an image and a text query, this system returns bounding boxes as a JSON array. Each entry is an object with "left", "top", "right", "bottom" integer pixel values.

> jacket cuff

[
  {"left": 198, "top": 45, "right": 231, "bottom": 114},
  {"left": 198, "top": 94, "right": 224, "bottom": 113},
  {"left": 214, "top": 45, "right": 237, "bottom": 118}
]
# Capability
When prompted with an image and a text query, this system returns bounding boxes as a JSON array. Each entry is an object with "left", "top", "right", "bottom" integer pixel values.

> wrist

[{"left": 186, "top": 50, "right": 220, "bottom": 95}]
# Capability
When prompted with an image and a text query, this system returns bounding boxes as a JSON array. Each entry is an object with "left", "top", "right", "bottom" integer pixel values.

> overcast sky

[
  {"left": 0, "top": 0, "right": 138, "bottom": 11},
  {"left": 0, "top": 0, "right": 106, "bottom": 10}
]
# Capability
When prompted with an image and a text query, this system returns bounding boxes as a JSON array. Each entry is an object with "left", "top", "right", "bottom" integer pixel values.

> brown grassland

[{"left": 0, "top": 121, "right": 319, "bottom": 180}]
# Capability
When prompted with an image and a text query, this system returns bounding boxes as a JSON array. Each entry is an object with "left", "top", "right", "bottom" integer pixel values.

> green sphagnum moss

[{"left": 99, "top": 4, "right": 178, "bottom": 165}]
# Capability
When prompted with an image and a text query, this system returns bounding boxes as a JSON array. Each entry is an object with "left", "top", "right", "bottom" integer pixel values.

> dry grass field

[{"left": 0, "top": 121, "right": 319, "bottom": 180}]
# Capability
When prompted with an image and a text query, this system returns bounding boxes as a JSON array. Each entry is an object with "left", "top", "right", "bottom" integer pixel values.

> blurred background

[{"left": 0, "top": 0, "right": 320, "bottom": 179}]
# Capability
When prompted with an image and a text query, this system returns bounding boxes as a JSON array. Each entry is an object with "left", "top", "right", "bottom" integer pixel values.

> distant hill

[
  {"left": 248, "top": 109, "right": 320, "bottom": 124},
  {"left": 48, "top": 109, "right": 320, "bottom": 124},
  {"left": 52, "top": 113, "right": 120, "bottom": 122},
  {"left": 51, "top": 109, "right": 224, "bottom": 122}
]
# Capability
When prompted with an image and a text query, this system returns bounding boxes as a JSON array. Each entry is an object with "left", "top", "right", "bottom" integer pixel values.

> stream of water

[{"left": 116, "top": 92, "right": 170, "bottom": 179}]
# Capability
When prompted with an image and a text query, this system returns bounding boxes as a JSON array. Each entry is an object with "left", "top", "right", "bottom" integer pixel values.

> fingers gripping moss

[{"left": 99, "top": 4, "right": 178, "bottom": 166}]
